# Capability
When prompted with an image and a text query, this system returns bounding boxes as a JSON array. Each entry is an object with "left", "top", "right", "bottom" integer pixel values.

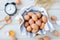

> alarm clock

[{"left": 4, "top": 2, "right": 17, "bottom": 16}]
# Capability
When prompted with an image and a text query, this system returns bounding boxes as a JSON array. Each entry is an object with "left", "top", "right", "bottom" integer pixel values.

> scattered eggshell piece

[
  {"left": 10, "top": 36, "right": 17, "bottom": 40},
  {"left": 43, "top": 36, "right": 50, "bottom": 40},
  {"left": 4, "top": 16, "right": 11, "bottom": 21},
  {"left": 38, "top": 38, "right": 43, "bottom": 40},
  {"left": 50, "top": 16, "right": 57, "bottom": 21},
  {"left": 16, "top": 0, "right": 21, "bottom": 5},
  {"left": 53, "top": 30, "right": 59, "bottom": 36},
  {"left": 6, "top": 19, "right": 11, "bottom": 24}
]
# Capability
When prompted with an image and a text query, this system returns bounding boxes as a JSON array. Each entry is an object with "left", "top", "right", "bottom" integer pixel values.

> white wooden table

[{"left": 0, "top": 0, "right": 60, "bottom": 40}]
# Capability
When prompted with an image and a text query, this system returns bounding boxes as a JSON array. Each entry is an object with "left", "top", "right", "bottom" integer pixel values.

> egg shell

[
  {"left": 42, "top": 16, "right": 47, "bottom": 23},
  {"left": 31, "top": 24, "right": 38, "bottom": 30},
  {"left": 36, "top": 20, "right": 41, "bottom": 26},
  {"left": 6, "top": 19, "right": 11, "bottom": 24},
  {"left": 40, "top": 23, "right": 45, "bottom": 29},
  {"left": 29, "top": 19, "right": 34, "bottom": 25},
  {"left": 50, "top": 16, "right": 57, "bottom": 21},
  {"left": 36, "top": 12, "right": 41, "bottom": 18},
  {"left": 24, "top": 15, "right": 30, "bottom": 20},
  {"left": 43, "top": 36, "right": 50, "bottom": 40},
  {"left": 53, "top": 30, "right": 59, "bottom": 36},
  {"left": 10, "top": 36, "right": 17, "bottom": 40},
  {"left": 16, "top": 0, "right": 21, "bottom": 5},
  {"left": 32, "top": 14, "right": 38, "bottom": 21},
  {"left": 26, "top": 26, "right": 32, "bottom": 32},
  {"left": 38, "top": 38, "right": 43, "bottom": 40},
  {"left": 4, "top": 16, "right": 11, "bottom": 21},
  {"left": 24, "top": 22, "right": 29, "bottom": 27},
  {"left": 27, "top": 12, "right": 34, "bottom": 16}
]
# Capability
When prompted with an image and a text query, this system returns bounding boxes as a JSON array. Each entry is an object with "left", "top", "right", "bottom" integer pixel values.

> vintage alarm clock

[{"left": 4, "top": 2, "right": 17, "bottom": 16}]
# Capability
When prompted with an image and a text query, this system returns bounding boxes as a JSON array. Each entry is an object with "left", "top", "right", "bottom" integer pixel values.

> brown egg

[
  {"left": 27, "top": 12, "right": 34, "bottom": 16},
  {"left": 43, "top": 36, "right": 50, "bottom": 40},
  {"left": 40, "top": 23, "right": 45, "bottom": 29},
  {"left": 10, "top": 36, "right": 17, "bottom": 40},
  {"left": 53, "top": 30, "right": 59, "bottom": 36},
  {"left": 31, "top": 24, "right": 38, "bottom": 30},
  {"left": 50, "top": 16, "right": 57, "bottom": 21},
  {"left": 32, "top": 14, "right": 38, "bottom": 21},
  {"left": 29, "top": 19, "right": 34, "bottom": 25},
  {"left": 36, "top": 20, "right": 41, "bottom": 26},
  {"left": 24, "top": 22, "right": 29, "bottom": 27},
  {"left": 16, "top": 0, "right": 21, "bottom": 5},
  {"left": 36, "top": 12, "right": 41, "bottom": 18},
  {"left": 32, "top": 29, "right": 38, "bottom": 33},
  {"left": 26, "top": 26, "right": 32, "bottom": 32},
  {"left": 24, "top": 15, "right": 30, "bottom": 20},
  {"left": 4, "top": 16, "right": 11, "bottom": 21},
  {"left": 38, "top": 38, "right": 43, "bottom": 40},
  {"left": 6, "top": 19, "right": 11, "bottom": 24},
  {"left": 42, "top": 16, "right": 47, "bottom": 23}
]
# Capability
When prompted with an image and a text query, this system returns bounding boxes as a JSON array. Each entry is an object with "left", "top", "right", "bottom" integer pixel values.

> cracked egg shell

[
  {"left": 36, "top": 12, "right": 41, "bottom": 18},
  {"left": 4, "top": 16, "right": 11, "bottom": 21},
  {"left": 24, "top": 15, "right": 30, "bottom": 20},
  {"left": 42, "top": 16, "right": 47, "bottom": 23},
  {"left": 29, "top": 19, "right": 34, "bottom": 25},
  {"left": 24, "top": 22, "right": 29, "bottom": 27},
  {"left": 10, "top": 36, "right": 17, "bottom": 40},
  {"left": 32, "top": 14, "right": 38, "bottom": 21},
  {"left": 26, "top": 26, "right": 32, "bottom": 32},
  {"left": 16, "top": 0, "right": 21, "bottom": 5},
  {"left": 43, "top": 36, "right": 50, "bottom": 40},
  {"left": 53, "top": 30, "right": 59, "bottom": 36},
  {"left": 36, "top": 20, "right": 41, "bottom": 26}
]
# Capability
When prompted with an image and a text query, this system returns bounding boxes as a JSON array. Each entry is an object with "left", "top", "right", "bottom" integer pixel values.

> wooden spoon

[{"left": 0, "top": 19, "right": 11, "bottom": 29}]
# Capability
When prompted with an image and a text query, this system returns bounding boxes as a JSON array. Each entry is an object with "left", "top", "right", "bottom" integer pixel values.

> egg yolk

[{"left": 9, "top": 30, "right": 14, "bottom": 36}]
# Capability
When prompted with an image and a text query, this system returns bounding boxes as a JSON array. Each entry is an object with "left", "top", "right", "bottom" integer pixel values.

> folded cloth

[{"left": 19, "top": 4, "right": 55, "bottom": 37}]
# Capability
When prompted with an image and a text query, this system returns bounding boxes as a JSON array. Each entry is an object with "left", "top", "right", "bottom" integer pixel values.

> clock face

[
  {"left": 5, "top": 3, "right": 17, "bottom": 16},
  {"left": 6, "top": 4, "right": 16, "bottom": 14}
]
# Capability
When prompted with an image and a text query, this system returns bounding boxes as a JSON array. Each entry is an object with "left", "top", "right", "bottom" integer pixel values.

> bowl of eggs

[{"left": 23, "top": 10, "right": 47, "bottom": 33}]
